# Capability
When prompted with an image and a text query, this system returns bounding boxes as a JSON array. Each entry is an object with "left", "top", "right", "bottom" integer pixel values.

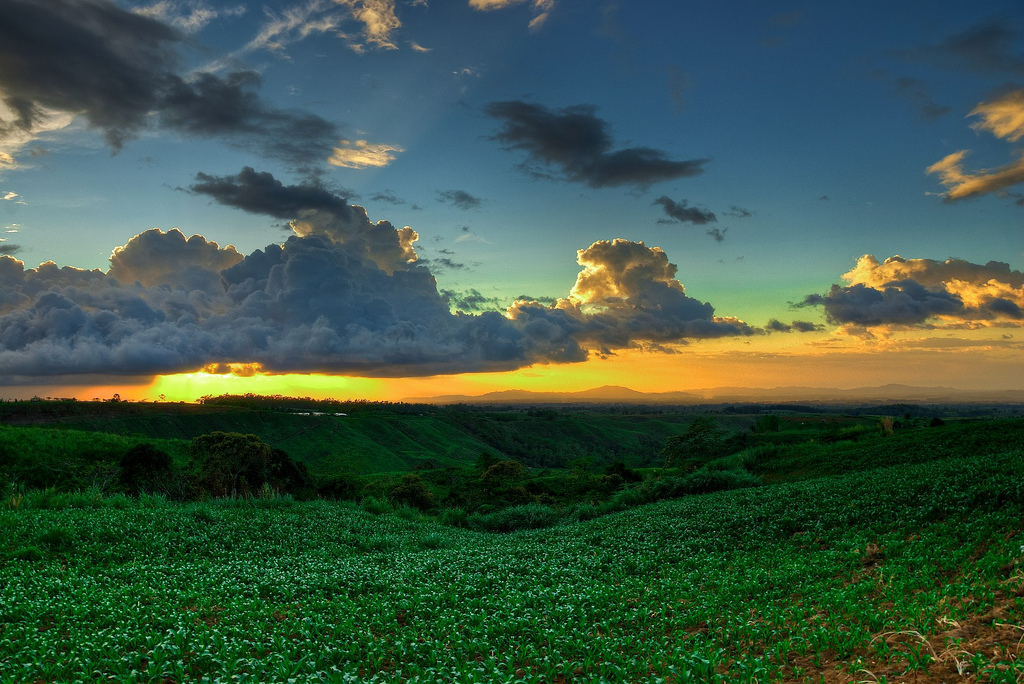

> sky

[{"left": 0, "top": 0, "right": 1022, "bottom": 402}]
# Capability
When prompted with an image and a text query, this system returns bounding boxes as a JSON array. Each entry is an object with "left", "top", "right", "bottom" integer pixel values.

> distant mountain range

[{"left": 404, "top": 384, "right": 1024, "bottom": 405}]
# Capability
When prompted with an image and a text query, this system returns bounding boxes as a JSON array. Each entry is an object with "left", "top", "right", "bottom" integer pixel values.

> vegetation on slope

[{"left": 3, "top": 443, "right": 1024, "bottom": 682}]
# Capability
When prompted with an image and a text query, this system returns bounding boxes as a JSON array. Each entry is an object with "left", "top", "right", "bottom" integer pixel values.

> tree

[
  {"left": 480, "top": 460, "right": 527, "bottom": 488},
  {"left": 119, "top": 443, "right": 173, "bottom": 495},
  {"left": 389, "top": 473, "right": 434, "bottom": 510},
  {"left": 660, "top": 417, "right": 725, "bottom": 469},
  {"left": 753, "top": 414, "right": 781, "bottom": 433},
  {"left": 188, "top": 432, "right": 273, "bottom": 497}
]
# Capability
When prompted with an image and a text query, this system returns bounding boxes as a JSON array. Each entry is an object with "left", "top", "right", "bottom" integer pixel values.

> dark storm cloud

[
  {"left": 486, "top": 101, "right": 708, "bottom": 188},
  {"left": 436, "top": 189, "right": 483, "bottom": 210},
  {"left": 800, "top": 255, "right": 1024, "bottom": 327},
  {"left": 0, "top": 245, "right": 21, "bottom": 255},
  {"left": 192, "top": 168, "right": 421, "bottom": 274},
  {"left": 801, "top": 281, "right": 965, "bottom": 326},
  {"left": 706, "top": 228, "right": 727, "bottom": 242},
  {"left": 0, "top": 218, "right": 764, "bottom": 378},
  {"left": 371, "top": 190, "right": 406, "bottom": 205},
  {"left": 191, "top": 167, "right": 351, "bottom": 219},
  {"left": 0, "top": 0, "right": 338, "bottom": 168},
  {"left": 440, "top": 288, "right": 503, "bottom": 312},
  {"left": 653, "top": 196, "right": 717, "bottom": 225},
  {"left": 765, "top": 318, "right": 823, "bottom": 333},
  {"left": 902, "top": 18, "right": 1024, "bottom": 75}
]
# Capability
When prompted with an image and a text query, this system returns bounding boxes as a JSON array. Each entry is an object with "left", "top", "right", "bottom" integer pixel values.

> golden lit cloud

[
  {"left": 328, "top": 139, "right": 404, "bottom": 168},
  {"left": 928, "top": 89, "right": 1024, "bottom": 200},
  {"left": 927, "top": 149, "right": 1024, "bottom": 201},
  {"left": 804, "top": 254, "right": 1024, "bottom": 329},
  {"left": 468, "top": 0, "right": 553, "bottom": 29},
  {"left": 970, "top": 88, "right": 1024, "bottom": 142},
  {"left": 335, "top": 0, "right": 402, "bottom": 50}
]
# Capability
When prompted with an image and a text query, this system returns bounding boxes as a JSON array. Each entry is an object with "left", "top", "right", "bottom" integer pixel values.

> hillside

[
  {"left": 0, "top": 402, "right": 742, "bottom": 476},
  {"left": 3, "top": 436, "right": 1024, "bottom": 682},
  {"left": 62, "top": 410, "right": 752, "bottom": 474}
]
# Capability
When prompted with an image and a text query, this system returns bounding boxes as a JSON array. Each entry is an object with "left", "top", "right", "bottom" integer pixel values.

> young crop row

[{"left": 2, "top": 448, "right": 1024, "bottom": 682}]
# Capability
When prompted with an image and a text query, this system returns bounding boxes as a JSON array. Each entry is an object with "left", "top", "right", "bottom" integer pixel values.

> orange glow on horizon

[{"left": 4, "top": 329, "right": 1018, "bottom": 404}]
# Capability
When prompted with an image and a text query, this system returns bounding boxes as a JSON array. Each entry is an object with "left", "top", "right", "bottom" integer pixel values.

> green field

[{"left": 3, "top": 419, "right": 1024, "bottom": 682}]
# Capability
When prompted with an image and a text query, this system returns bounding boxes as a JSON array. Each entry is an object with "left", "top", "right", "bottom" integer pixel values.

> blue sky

[{"left": 0, "top": 0, "right": 1022, "bottom": 397}]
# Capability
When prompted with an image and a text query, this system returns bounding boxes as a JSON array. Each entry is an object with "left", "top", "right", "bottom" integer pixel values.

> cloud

[
  {"left": 441, "top": 288, "right": 504, "bottom": 312},
  {"left": 132, "top": 0, "right": 246, "bottom": 34},
  {"left": 0, "top": 0, "right": 339, "bottom": 170},
  {"left": 108, "top": 227, "right": 243, "bottom": 290},
  {"left": 653, "top": 196, "right": 716, "bottom": 225},
  {"left": 970, "top": 88, "right": 1024, "bottom": 141},
  {"left": 370, "top": 190, "right": 406, "bottom": 204},
  {"left": 468, "top": 0, "right": 553, "bottom": 30},
  {"left": 191, "top": 167, "right": 417, "bottom": 274},
  {"left": 235, "top": 0, "right": 340, "bottom": 56},
  {"left": 0, "top": 179, "right": 761, "bottom": 378},
  {"left": 487, "top": 101, "right": 708, "bottom": 189},
  {"left": 928, "top": 150, "right": 1024, "bottom": 201},
  {"left": 335, "top": 0, "right": 402, "bottom": 50},
  {"left": 409, "top": 41, "right": 431, "bottom": 52},
  {"left": 892, "top": 77, "right": 951, "bottom": 122},
  {"left": 521, "top": 238, "right": 758, "bottom": 349},
  {"left": 437, "top": 189, "right": 483, "bottom": 209},
  {"left": 328, "top": 139, "right": 404, "bottom": 168},
  {"left": 723, "top": 205, "right": 751, "bottom": 218},
  {"left": 705, "top": 227, "right": 727, "bottom": 242},
  {"left": 902, "top": 18, "right": 1024, "bottom": 76},
  {"left": 765, "top": 319, "right": 823, "bottom": 333},
  {"left": 801, "top": 254, "right": 1024, "bottom": 327},
  {"left": 928, "top": 88, "right": 1024, "bottom": 201}
]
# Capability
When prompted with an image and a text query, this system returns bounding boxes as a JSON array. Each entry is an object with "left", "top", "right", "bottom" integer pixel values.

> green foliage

[
  {"left": 4, "top": 442, "right": 1024, "bottom": 682},
  {"left": 360, "top": 495, "right": 392, "bottom": 515},
  {"left": 753, "top": 413, "right": 781, "bottom": 433},
  {"left": 189, "top": 431, "right": 273, "bottom": 497},
  {"left": 389, "top": 473, "right": 434, "bottom": 511},
  {"left": 118, "top": 442, "right": 173, "bottom": 494},
  {"left": 187, "top": 432, "right": 307, "bottom": 498},
  {"left": 467, "top": 502, "right": 561, "bottom": 532},
  {"left": 480, "top": 459, "right": 526, "bottom": 487},
  {"left": 659, "top": 416, "right": 726, "bottom": 468}
]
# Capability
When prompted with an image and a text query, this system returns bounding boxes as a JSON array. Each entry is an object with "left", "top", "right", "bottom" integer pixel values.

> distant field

[
  {"left": 3, "top": 440, "right": 1024, "bottom": 682},
  {"left": 6, "top": 404, "right": 747, "bottom": 475}
]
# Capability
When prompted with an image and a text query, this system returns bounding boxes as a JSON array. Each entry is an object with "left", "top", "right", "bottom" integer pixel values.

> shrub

[
  {"left": 439, "top": 507, "right": 469, "bottom": 528},
  {"left": 468, "top": 503, "right": 560, "bottom": 533},
  {"left": 419, "top": 533, "right": 446, "bottom": 549},
  {"left": 389, "top": 474, "right": 434, "bottom": 511},
  {"left": 119, "top": 443, "right": 173, "bottom": 495},
  {"left": 394, "top": 505, "right": 421, "bottom": 521},
  {"left": 189, "top": 432, "right": 273, "bottom": 498},
  {"left": 361, "top": 496, "right": 392, "bottom": 516},
  {"left": 480, "top": 460, "right": 527, "bottom": 488}
]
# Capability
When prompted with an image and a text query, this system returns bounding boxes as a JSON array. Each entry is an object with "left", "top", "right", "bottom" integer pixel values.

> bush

[
  {"left": 389, "top": 473, "right": 434, "bottom": 511},
  {"left": 439, "top": 507, "right": 469, "bottom": 528},
  {"left": 361, "top": 496, "right": 392, "bottom": 516},
  {"left": 419, "top": 533, "right": 446, "bottom": 549},
  {"left": 189, "top": 432, "right": 273, "bottom": 498},
  {"left": 119, "top": 443, "right": 173, "bottom": 495},
  {"left": 468, "top": 503, "right": 560, "bottom": 533}
]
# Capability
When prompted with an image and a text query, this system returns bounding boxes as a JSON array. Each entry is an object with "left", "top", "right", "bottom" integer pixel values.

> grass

[{"left": 2, "top": 440, "right": 1024, "bottom": 682}]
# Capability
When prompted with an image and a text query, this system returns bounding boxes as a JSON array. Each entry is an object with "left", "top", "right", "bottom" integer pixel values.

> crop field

[{"left": 4, "top": 443, "right": 1024, "bottom": 683}]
